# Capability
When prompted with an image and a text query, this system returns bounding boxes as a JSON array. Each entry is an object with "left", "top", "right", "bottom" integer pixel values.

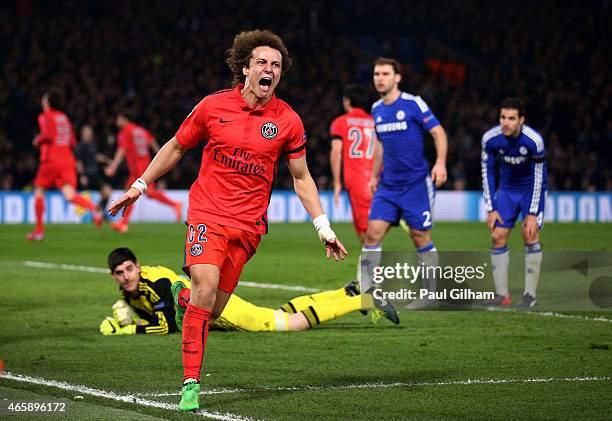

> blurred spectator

[{"left": 1, "top": 0, "right": 610, "bottom": 192}]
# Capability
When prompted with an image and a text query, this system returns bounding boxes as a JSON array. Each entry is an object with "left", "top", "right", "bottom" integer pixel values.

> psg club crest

[
  {"left": 190, "top": 243, "right": 203, "bottom": 257},
  {"left": 261, "top": 122, "right": 278, "bottom": 140}
]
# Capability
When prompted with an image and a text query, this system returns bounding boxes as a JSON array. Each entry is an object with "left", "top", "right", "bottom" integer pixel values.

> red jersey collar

[
  {"left": 233, "top": 84, "right": 279, "bottom": 114},
  {"left": 348, "top": 107, "right": 369, "bottom": 117}
]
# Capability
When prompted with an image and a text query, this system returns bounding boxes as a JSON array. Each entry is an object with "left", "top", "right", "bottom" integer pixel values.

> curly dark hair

[{"left": 226, "top": 29, "right": 292, "bottom": 86}]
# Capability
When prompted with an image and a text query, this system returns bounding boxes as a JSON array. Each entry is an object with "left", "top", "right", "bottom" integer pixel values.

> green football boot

[
  {"left": 366, "top": 287, "right": 400, "bottom": 325},
  {"left": 171, "top": 280, "right": 188, "bottom": 331},
  {"left": 179, "top": 380, "right": 200, "bottom": 411}
]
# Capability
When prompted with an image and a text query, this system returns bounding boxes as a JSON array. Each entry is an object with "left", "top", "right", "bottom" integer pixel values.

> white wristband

[
  {"left": 313, "top": 214, "right": 336, "bottom": 243},
  {"left": 130, "top": 177, "right": 147, "bottom": 195},
  {"left": 312, "top": 214, "right": 330, "bottom": 231}
]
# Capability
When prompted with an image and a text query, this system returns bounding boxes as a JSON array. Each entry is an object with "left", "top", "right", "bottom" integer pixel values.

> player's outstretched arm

[
  {"left": 287, "top": 156, "right": 348, "bottom": 261},
  {"left": 330, "top": 140, "right": 343, "bottom": 206},
  {"left": 108, "top": 137, "right": 186, "bottom": 216},
  {"left": 104, "top": 147, "right": 125, "bottom": 177},
  {"left": 429, "top": 125, "right": 448, "bottom": 187},
  {"left": 369, "top": 139, "right": 383, "bottom": 194}
]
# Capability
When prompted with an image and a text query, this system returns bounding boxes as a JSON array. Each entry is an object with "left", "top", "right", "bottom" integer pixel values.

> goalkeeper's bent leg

[
  {"left": 280, "top": 287, "right": 349, "bottom": 313},
  {"left": 299, "top": 296, "right": 364, "bottom": 328}
]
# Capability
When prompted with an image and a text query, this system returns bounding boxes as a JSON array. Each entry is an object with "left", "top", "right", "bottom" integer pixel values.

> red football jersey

[
  {"left": 34, "top": 109, "right": 76, "bottom": 164},
  {"left": 117, "top": 122, "right": 154, "bottom": 176},
  {"left": 176, "top": 85, "right": 307, "bottom": 234},
  {"left": 329, "top": 108, "right": 376, "bottom": 189}
]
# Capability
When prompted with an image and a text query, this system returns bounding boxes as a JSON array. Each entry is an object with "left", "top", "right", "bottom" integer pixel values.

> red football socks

[
  {"left": 147, "top": 189, "right": 178, "bottom": 207},
  {"left": 70, "top": 194, "right": 96, "bottom": 211},
  {"left": 35, "top": 196, "right": 45, "bottom": 232},
  {"left": 182, "top": 303, "right": 211, "bottom": 382}
]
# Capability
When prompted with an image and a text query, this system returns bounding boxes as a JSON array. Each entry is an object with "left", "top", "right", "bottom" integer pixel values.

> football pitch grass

[{"left": 1, "top": 222, "right": 611, "bottom": 420}]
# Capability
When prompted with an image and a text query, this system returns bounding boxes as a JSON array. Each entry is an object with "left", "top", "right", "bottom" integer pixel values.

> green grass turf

[{"left": 1, "top": 222, "right": 611, "bottom": 420}]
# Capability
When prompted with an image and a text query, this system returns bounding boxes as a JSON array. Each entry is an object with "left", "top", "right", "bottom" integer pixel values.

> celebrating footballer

[{"left": 108, "top": 29, "right": 347, "bottom": 411}]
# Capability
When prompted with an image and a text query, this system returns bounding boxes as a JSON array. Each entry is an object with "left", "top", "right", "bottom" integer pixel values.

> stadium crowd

[{"left": 1, "top": 0, "right": 610, "bottom": 192}]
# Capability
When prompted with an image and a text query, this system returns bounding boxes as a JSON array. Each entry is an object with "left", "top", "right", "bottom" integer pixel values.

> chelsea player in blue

[
  {"left": 362, "top": 58, "right": 448, "bottom": 310},
  {"left": 481, "top": 98, "right": 546, "bottom": 309}
]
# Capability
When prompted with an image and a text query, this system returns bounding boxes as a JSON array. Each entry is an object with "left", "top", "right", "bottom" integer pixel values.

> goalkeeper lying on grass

[{"left": 100, "top": 247, "right": 399, "bottom": 335}]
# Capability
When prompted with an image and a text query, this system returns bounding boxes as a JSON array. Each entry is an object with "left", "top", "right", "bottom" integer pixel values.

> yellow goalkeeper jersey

[{"left": 120, "top": 265, "right": 189, "bottom": 334}]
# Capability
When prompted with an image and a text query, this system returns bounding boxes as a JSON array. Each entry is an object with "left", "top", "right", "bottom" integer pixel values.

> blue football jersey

[
  {"left": 481, "top": 124, "right": 548, "bottom": 214},
  {"left": 372, "top": 92, "right": 440, "bottom": 188}
]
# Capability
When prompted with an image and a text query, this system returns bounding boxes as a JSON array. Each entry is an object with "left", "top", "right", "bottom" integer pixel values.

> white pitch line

[
  {"left": 487, "top": 306, "right": 612, "bottom": 323},
  {"left": 139, "top": 375, "right": 611, "bottom": 397},
  {"left": 18, "top": 260, "right": 612, "bottom": 322},
  {"left": 238, "top": 281, "right": 321, "bottom": 293},
  {"left": 2, "top": 371, "right": 253, "bottom": 421},
  {"left": 20, "top": 260, "right": 322, "bottom": 292},
  {"left": 23, "top": 260, "right": 109, "bottom": 273}
]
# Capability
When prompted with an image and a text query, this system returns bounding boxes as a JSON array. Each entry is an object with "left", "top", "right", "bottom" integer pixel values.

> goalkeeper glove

[
  {"left": 112, "top": 300, "right": 137, "bottom": 326},
  {"left": 99, "top": 317, "right": 137, "bottom": 335}
]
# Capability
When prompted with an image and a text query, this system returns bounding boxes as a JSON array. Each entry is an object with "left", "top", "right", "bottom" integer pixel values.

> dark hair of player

[
  {"left": 117, "top": 109, "right": 135, "bottom": 122},
  {"left": 45, "top": 88, "right": 64, "bottom": 110},
  {"left": 501, "top": 97, "right": 526, "bottom": 117},
  {"left": 343, "top": 84, "right": 371, "bottom": 110},
  {"left": 107, "top": 247, "right": 138, "bottom": 271},
  {"left": 374, "top": 57, "right": 401, "bottom": 75},
  {"left": 226, "top": 29, "right": 292, "bottom": 86}
]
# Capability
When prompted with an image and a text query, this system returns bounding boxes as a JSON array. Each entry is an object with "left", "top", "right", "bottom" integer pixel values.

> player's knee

[
  {"left": 491, "top": 230, "right": 508, "bottom": 247},
  {"left": 62, "top": 186, "right": 75, "bottom": 201},
  {"left": 288, "top": 313, "right": 310, "bottom": 331},
  {"left": 189, "top": 282, "right": 217, "bottom": 307},
  {"left": 521, "top": 228, "right": 539, "bottom": 244},
  {"left": 364, "top": 232, "right": 381, "bottom": 245},
  {"left": 364, "top": 226, "right": 384, "bottom": 245},
  {"left": 409, "top": 229, "right": 430, "bottom": 247}
]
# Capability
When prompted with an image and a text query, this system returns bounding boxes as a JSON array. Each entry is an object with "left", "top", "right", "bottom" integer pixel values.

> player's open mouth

[{"left": 259, "top": 77, "right": 272, "bottom": 92}]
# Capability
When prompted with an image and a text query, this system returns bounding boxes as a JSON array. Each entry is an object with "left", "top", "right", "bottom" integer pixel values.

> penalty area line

[
  {"left": 18, "top": 260, "right": 611, "bottom": 320},
  {"left": 487, "top": 306, "right": 612, "bottom": 323},
  {"left": 140, "top": 375, "right": 611, "bottom": 397},
  {"left": 20, "top": 260, "right": 321, "bottom": 292},
  {"left": 2, "top": 371, "right": 253, "bottom": 421}
]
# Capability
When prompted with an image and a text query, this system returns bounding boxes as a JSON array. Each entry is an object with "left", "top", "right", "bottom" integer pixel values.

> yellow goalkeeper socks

[
  {"left": 280, "top": 288, "right": 349, "bottom": 313},
  {"left": 300, "top": 296, "right": 364, "bottom": 327}
]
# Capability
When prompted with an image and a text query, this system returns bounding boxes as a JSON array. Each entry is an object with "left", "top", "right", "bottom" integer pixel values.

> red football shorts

[
  {"left": 347, "top": 185, "right": 373, "bottom": 235},
  {"left": 34, "top": 163, "right": 77, "bottom": 189},
  {"left": 183, "top": 220, "right": 262, "bottom": 293}
]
